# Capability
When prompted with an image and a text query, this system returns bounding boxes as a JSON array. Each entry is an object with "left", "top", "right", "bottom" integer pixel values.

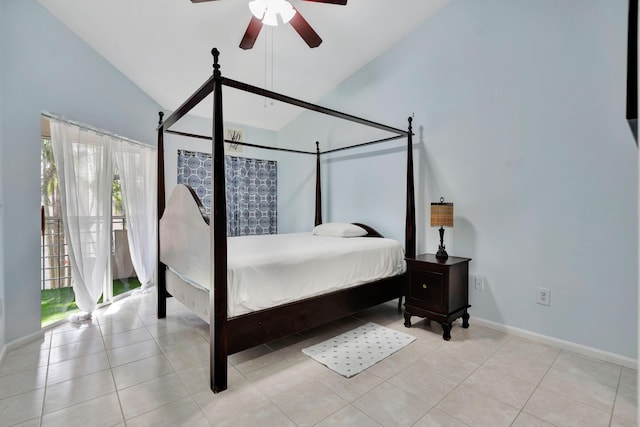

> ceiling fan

[{"left": 191, "top": 0, "right": 347, "bottom": 50}]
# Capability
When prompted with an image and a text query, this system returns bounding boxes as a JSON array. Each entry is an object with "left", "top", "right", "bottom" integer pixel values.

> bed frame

[{"left": 157, "top": 48, "right": 416, "bottom": 393}]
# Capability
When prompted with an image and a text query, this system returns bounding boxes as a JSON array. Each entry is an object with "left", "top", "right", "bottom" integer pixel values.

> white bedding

[
  {"left": 227, "top": 232, "right": 405, "bottom": 316},
  {"left": 160, "top": 184, "right": 406, "bottom": 317}
]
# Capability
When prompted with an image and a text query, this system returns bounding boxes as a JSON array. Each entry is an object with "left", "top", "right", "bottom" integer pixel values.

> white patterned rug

[{"left": 302, "top": 322, "right": 416, "bottom": 378}]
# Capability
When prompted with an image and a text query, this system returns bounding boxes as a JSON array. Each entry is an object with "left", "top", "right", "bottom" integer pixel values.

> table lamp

[{"left": 431, "top": 197, "right": 453, "bottom": 260}]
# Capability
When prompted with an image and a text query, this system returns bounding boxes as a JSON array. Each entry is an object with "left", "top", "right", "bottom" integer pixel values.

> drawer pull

[{"left": 422, "top": 284, "right": 427, "bottom": 289}]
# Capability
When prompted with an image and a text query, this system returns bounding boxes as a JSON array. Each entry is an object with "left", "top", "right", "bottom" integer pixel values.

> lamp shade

[{"left": 430, "top": 198, "right": 453, "bottom": 227}]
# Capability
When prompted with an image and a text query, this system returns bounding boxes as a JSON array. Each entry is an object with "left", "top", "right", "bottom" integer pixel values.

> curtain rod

[{"left": 41, "top": 111, "right": 155, "bottom": 149}]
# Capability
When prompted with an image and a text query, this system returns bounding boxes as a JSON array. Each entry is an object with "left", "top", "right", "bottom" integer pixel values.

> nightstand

[{"left": 403, "top": 254, "right": 471, "bottom": 340}]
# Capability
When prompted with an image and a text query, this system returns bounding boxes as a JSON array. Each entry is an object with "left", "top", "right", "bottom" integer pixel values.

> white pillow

[{"left": 312, "top": 222, "right": 368, "bottom": 237}]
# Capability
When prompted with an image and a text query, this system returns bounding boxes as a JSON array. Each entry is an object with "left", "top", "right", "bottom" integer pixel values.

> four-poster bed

[{"left": 156, "top": 48, "right": 416, "bottom": 393}]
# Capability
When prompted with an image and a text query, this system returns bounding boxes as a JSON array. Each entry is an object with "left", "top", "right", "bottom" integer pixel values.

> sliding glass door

[{"left": 40, "top": 118, "right": 141, "bottom": 326}]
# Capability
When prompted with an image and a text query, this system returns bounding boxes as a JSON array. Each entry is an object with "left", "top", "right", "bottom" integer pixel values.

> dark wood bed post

[
  {"left": 315, "top": 141, "right": 322, "bottom": 226},
  {"left": 157, "top": 111, "right": 168, "bottom": 318},
  {"left": 400, "top": 116, "right": 416, "bottom": 311},
  {"left": 210, "top": 48, "right": 229, "bottom": 393},
  {"left": 405, "top": 116, "right": 416, "bottom": 258}
]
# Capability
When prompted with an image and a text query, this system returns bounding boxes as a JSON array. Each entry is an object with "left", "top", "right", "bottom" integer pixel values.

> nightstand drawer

[{"left": 409, "top": 270, "right": 444, "bottom": 309}]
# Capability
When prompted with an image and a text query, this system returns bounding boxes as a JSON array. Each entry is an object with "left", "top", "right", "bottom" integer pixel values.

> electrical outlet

[
  {"left": 537, "top": 287, "right": 550, "bottom": 306},
  {"left": 474, "top": 276, "right": 485, "bottom": 291}
]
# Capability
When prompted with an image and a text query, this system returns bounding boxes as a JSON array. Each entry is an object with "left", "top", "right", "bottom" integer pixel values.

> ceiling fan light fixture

[{"left": 249, "top": 0, "right": 296, "bottom": 27}]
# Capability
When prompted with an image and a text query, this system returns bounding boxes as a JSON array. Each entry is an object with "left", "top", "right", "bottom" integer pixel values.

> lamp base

[
  {"left": 436, "top": 245, "right": 448, "bottom": 261},
  {"left": 436, "top": 226, "right": 448, "bottom": 260}
]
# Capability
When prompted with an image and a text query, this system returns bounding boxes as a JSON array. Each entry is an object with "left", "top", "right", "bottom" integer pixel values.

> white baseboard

[
  {"left": 0, "top": 330, "right": 47, "bottom": 370},
  {"left": 473, "top": 317, "right": 638, "bottom": 370},
  {"left": 5, "top": 329, "right": 47, "bottom": 353}
]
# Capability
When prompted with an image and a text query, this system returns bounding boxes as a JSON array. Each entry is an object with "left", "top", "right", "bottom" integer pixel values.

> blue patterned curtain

[{"left": 177, "top": 150, "right": 277, "bottom": 236}]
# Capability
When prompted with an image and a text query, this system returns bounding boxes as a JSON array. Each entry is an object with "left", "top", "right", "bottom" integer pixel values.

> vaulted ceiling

[{"left": 38, "top": 0, "right": 449, "bottom": 130}]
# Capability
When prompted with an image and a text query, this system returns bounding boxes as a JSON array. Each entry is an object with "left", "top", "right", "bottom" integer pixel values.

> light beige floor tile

[
  {"left": 0, "top": 348, "right": 49, "bottom": 376},
  {"left": 272, "top": 336, "right": 330, "bottom": 364},
  {"left": 162, "top": 340, "right": 210, "bottom": 371},
  {"left": 125, "top": 396, "right": 210, "bottom": 427},
  {"left": 5, "top": 334, "right": 50, "bottom": 356},
  {"left": 510, "top": 412, "right": 555, "bottom": 426},
  {"left": 50, "top": 325, "right": 102, "bottom": 348},
  {"left": 101, "top": 327, "right": 153, "bottom": 350},
  {"left": 552, "top": 351, "right": 622, "bottom": 388},
  {"left": 436, "top": 385, "right": 519, "bottom": 427},
  {"left": 177, "top": 363, "right": 247, "bottom": 395},
  {"left": 11, "top": 417, "right": 41, "bottom": 427},
  {"left": 619, "top": 366, "right": 637, "bottom": 394},
  {"left": 118, "top": 373, "right": 189, "bottom": 420},
  {"left": 249, "top": 359, "right": 314, "bottom": 398},
  {"left": 2, "top": 291, "right": 635, "bottom": 427},
  {"left": 0, "top": 388, "right": 44, "bottom": 426},
  {"left": 366, "top": 344, "right": 427, "bottom": 380},
  {"left": 353, "top": 381, "right": 432, "bottom": 426},
  {"left": 270, "top": 377, "right": 347, "bottom": 427},
  {"left": 43, "top": 369, "right": 115, "bottom": 414},
  {"left": 436, "top": 329, "right": 507, "bottom": 365},
  {"left": 94, "top": 307, "right": 140, "bottom": 325},
  {"left": 118, "top": 372, "right": 189, "bottom": 420},
  {"left": 315, "top": 404, "right": 382, "bottom": 427},
  {"left": 98, "top": 317, "right": 146, "bottom": 336},
  {"left": 419, "top": 347, "right": 480, "bottom": 383},
  {"left": 613, "top": 387, "right": 638, "bottom": 423},
  {"left": 49, "top": 320, "right": 100, "bottom": 335},
  {"left": 0, "top": 367, "right": 47, "bottom": 399},
  {"left": 112, "top": 354, "right": 174, "bottom": 390},
  {"left": 217, "top": 399, "right": 297, "bottom": 427},
  {"left": 139, "top": 312, "right": 163, "bottom": 326},
  {"left": 539, "top": 367, "right": 616, "bottom": 412},
  {"left": 146, "top": 318, "right": 194, "bottom": 338},
  {"left": 610, "top": 415, "right": 638, "bottom": 427},
  {"left": 41, "top": 392, "right": 123, "bottom": 427},
  {"left": 48, "top": 337, "right": 105, "bottom": 365},
  {"left": 106, "top": 339, "right": 162, "bottom": 367},
  {"left": 523, "top": 388, "right": 611, "bottom": 427},
  {"left": 193, "top": 383, "right": 271, "bottom": 425},
  {"left": 414, "top": 408, "right": 470, "bottom": 427},
  {"left": 234, "top": 350, "right": 286, "bottom": 376},
  {"left": 153, "top": 328, "right": 207, "bottom": 352},
  {"left": 46, "top": 351, "right": 110, "bottom": 385},
  {"left": 462, "top": 365, "right": 535, "bottom": 409},
  {"left": 388, "top": 360, "right": 458, "bottom": 405},
  {"left": 496, "top": 336, "right": 561, "bottom": 366},
  {"left": 482, "top": 351, "right": 549, "bottom": 385},
  {"left": 314, "top": 367, "right": 385, "bottom": 402}
]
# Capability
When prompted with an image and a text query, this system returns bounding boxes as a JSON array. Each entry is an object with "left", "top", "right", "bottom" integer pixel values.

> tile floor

[{"left": 0, "top": 292, "right": 636, "bottom": 426}]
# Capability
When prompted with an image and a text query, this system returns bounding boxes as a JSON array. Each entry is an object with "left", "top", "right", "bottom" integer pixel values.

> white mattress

[
  {"left": 168, "top": 232, "right": 405, "bottom": 317},
  {"left": 227, "top": 232, "right": 405, "bottom": 316},
  {"left": 160, "top": 184, "right": 405, "bottom": 317}
]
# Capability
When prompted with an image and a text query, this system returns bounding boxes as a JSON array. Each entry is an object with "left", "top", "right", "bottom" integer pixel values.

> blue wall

[
  {"left": 0, "top": 0, "right": 636, "bottom": 363},
  {"left": 280, "top": 0, "right": 638, "bottom": 359},
  {"left": 0, "top": 0, "right": 161, "bottom": 346}
]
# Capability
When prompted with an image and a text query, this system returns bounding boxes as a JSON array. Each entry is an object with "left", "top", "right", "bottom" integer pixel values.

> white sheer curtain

[
  {"left": 113, "top": 140, "right": 157, "bottom": 292},
  {"left": 50, "top": 118, "right": 113, "bottom": 320}
]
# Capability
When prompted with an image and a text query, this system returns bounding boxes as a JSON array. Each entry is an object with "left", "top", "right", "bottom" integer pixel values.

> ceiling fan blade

[
  {"left": 239, "top": 16, "right": 263, "bottom": 50},
  {"left": 302, "top": 0, "right": 347, "bottom": 4},
  {"left": 190, "top": 0, "right": 220, "bottom": 3},
  {"left": 289, "top": 7, "right": 322, "bottom": 48}
]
